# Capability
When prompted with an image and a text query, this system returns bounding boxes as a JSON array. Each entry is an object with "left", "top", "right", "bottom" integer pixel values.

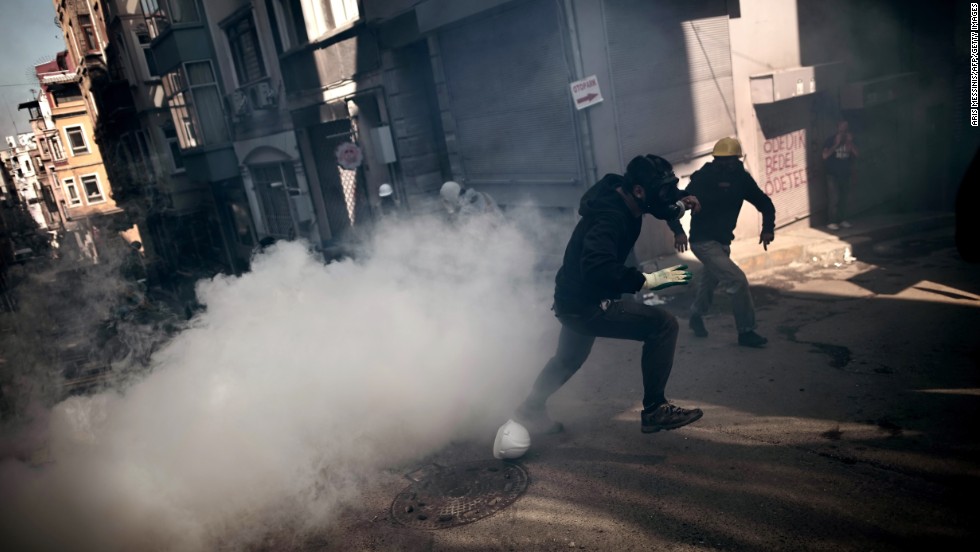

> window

[
  {"left": 50, "top": 135, "right": 66, "bottom": 161},
  {"left": 79, "top": 14, "right": 99, "bottom": 52},
  {"left": 136, "top": 29, "right": 159, "bottom": 78},
  {"left": 136, "top": 131, "right": 152, "bottom": 172},
  {"left": 80, "top": 174, "right": 105, "bottom": 203},
  {"left": 64, "top": 125, "right": 90, "bottom": 155},
  {"left": 35, "top": 156, "right": 44, "bottom": 173},
  {"left": 141, "top": 0, "right": 201, "bottom": 39},
  {"left": 226, "top": 13, "right": 267, "bottom": 85},
  {"left": 52, "top": 84, "right": 83, "bottom": 106},
  {"left": 250, "top": 163, "right": 297, "bottom": 238},
  {"left": 64, "top": 177, "right": 82, "bottom": 206},
  {"left": 121, "top": 130, "right": 153, "bottom": 177},
  {"left": 302, "top": 0, "right": 359, "bottom": 39},
  {"left": 163, "top": 61, "right": 229, "bottom": 149},
  {"left": 162, "top": 120, "right": 185, "bottom": 171},
  {"left": 272, "top": 0, "right": 357, "bottom": 47},
  {"left": 270, "top": 0, "right": 307, "bottom": 50}
]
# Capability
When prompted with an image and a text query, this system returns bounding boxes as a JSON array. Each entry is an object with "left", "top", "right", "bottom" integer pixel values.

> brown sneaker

[{"left": 641, "top": 403, "right": 703, "bottom": 433}]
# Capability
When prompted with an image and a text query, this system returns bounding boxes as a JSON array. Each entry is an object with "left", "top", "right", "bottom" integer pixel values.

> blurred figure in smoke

[
  {"left": 509, "top": 154, "right": 704, "bottom": 442},
  {"left": 378, "top": 183, "right": 400, "bottom": 218},
  {"left": 822, "top": 119, "right": 859, "bottom": 230},
  {"left": 671, "top": 137, "right": 774, "bottom": 348},
  {"left": 440, "top": 180, "right": 502, "bottom": 223}
]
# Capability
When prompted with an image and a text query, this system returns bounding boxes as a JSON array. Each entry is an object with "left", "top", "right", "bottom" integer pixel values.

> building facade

[
  {"left": 77, "top": 0, "right": 240, "bottom": 281},
  {"left": 39, "top": 0, "right": 964, "bottom": 270},
  {"left": 299, "top": 0, "right": 961, "bottom": 260},
  {"left": 1, "top": 134, "right": 49, "bottom": 231},
  {"left": 33, "top": 54, "right": 123, "bottom": 229}
]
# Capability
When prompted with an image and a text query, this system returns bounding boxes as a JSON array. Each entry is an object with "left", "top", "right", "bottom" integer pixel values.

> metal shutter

[
  {"left": 603, "top": 0, "right": 736, "bottom": 161},
  {"left": 755, "top": 97, "right": 821, "bottom": 228},
  {"left": 438, "top": 0, "right": 581, "bottom": 188}
]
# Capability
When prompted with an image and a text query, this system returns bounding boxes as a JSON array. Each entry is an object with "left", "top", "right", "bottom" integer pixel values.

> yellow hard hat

[{"left": 712, "top": 137, "right": 742, "bottom": 157}]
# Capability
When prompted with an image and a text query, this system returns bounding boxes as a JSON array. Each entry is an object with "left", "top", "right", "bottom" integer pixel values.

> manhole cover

[{"left": 390, "top": 460, "right": 529, "bottom": 529}]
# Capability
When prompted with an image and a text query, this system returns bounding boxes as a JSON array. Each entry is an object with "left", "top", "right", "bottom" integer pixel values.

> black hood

[
  {"left": 578, "top": 173, "right": 683, "bottom": 221},
  {"left": 694, "top": 158, "right": 745, "bottom": 178},
  {"left": 578, "top": 174, "right": 631, "bottom": 218}
]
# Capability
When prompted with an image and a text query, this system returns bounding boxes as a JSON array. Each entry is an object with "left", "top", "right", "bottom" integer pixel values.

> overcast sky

[{"left": 0, "top": 0, "right": 67, "bottom": 141}]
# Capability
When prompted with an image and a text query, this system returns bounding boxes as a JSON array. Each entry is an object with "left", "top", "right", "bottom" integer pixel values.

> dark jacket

[
  {"left": 554, "top": 174, "right": 685, "bottom": 314},
  {"left": 669, "top": 160, "right": 775, "bottom": 245}
]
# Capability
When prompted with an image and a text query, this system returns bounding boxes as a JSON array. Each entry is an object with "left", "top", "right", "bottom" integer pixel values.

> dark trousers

[
  {"left": 827, "top": 172, "right": 850, "bottom": 224},
  {"left": 523, "top": 300, "right": 679, "bottom": 412}
]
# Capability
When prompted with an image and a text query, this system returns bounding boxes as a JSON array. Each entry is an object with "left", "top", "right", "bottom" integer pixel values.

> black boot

[
  {"left": 738, "top": 331, "right": 768, "bottom": 348},
  {"left": 689, "top": 315, "right": 708, "bottom": 337}
]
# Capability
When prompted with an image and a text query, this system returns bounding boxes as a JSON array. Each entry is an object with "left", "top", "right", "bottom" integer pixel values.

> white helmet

[
  {"left": 379, "top": 183, "right": 393, "bottom": 198},
  {"left": 492, "top": 419, "right": 530, "bottom": 459},
  {"left": 440, "top": 181, "right": 462, "bottom": 213}
]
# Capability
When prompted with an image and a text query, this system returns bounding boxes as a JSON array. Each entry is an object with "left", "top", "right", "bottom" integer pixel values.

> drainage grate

[{"left": 390, "top": 460, "right": 529, "bottom": 529}]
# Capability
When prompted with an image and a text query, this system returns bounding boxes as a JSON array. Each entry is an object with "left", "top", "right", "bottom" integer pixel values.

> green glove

[{"left": 642, "top": 264, "right": 692, "bottom": 290}]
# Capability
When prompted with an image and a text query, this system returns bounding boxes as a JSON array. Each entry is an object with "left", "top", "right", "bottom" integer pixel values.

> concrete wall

[
  {"left": 728, "top": 0, "right": 804, "bottom": 241},
  {"left": 382, "top": 39, "right": 449, "bottom": 213}
]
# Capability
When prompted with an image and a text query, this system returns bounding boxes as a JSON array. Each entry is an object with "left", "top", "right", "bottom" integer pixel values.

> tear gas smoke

[{"left": 0, "top": 213, "right": 564, "bottom": 551}]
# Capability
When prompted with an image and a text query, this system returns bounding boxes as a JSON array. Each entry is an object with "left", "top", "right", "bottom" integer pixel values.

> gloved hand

[{"left": 642, "top": 264, "right": 692, "bottom": 290}]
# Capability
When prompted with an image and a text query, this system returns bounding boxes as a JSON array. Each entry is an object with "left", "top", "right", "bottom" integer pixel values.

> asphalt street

[{"left": 276, "top": 220, "right": 980, "bottom": 551}]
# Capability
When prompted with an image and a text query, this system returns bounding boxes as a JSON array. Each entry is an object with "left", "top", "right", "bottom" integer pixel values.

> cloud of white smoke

[{"left": 0, "top": 213, "right": 563, "bottom": 551}]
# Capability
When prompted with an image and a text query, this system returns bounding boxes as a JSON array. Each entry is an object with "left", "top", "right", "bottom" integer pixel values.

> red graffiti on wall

[{"left": 761, "top": 129, "right": 809, "bottom": 196}]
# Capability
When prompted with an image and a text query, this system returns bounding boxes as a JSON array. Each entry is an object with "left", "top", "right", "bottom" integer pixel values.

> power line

[{"left": 0, "top": 83, "right": 37, "bottom": 88}]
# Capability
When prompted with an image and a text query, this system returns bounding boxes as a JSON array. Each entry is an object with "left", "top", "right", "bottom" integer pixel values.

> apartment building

[
  {"left": 33, "top": 53, "right": 122, "bottom": 227},
  {"left": 75, "top": 0, "right": 239, "bottom": 280},
  {"left": 0, "top": 134, "right": 49, "bottom": 231}
]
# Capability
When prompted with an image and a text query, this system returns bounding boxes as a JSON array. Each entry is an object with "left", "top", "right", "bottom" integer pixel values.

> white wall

[{"left": 728, "top": 0, "right": 804, "bottom": 239}]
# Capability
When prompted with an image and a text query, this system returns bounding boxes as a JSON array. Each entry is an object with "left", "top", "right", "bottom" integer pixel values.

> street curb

[{"left": 643, "top": 212, "right": 955, "bottom": 277}]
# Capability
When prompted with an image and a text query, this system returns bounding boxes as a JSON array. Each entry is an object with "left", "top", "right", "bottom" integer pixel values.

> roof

[{"left": 39, "top": 71, "right": 80, "bottom": 85}]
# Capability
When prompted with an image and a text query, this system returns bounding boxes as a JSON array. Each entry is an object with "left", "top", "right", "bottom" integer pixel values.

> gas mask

[{"left": 626, "top": 155, "right": 680, "bottom": 219}]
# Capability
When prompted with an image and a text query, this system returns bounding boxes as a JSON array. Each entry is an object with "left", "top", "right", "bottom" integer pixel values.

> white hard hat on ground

[
  {"left": 492, "top": 419, "right": 531, "bottom": 459},
  {"left": 379, "top": 183, "right": 393, "bottom": 197}
]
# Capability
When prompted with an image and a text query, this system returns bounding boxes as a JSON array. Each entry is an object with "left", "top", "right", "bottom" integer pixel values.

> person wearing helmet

[
  {"left": 669, "top": 137, "right": 775, "bottom": 348},
  {"left": 378, "top": 183, "right": 399, "bottom": 218},
  {"left": 510, "top": 154, "right": 704, "bottom": 440},
  {"left": 440, "top": 180, "right": 502, "bottom": 222}
]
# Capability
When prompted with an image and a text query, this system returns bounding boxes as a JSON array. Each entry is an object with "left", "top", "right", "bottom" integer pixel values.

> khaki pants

[{"left": 690, "top": 240, "right": 756, "bottom": 334}]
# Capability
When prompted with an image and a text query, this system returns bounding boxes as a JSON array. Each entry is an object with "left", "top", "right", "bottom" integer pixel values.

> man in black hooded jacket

[{"left": 513, "top": 154, "right": 705, "bottom": 436}]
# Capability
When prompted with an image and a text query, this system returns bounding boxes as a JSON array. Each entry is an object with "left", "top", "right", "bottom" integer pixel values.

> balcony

[
  {"left": 227, "top": 78, "right": 281, "bottom": 118},
  {"left": 95, "top": 80, "right": 136, "bottom": 128},
  {"left": 280, "top": 31, "right": 379, "bottom": 95},
  {"left": 227, "top": 78, "right": 288, "bottom": 138},
  {"left": 181, "top": 144, "right": 240, "bottom": 182},
  {"left": 148, "top": 25, "right": 211, "bottom": 76},
  {"left": 82, "top": 51, "right": 109, "bottom": 85}
]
